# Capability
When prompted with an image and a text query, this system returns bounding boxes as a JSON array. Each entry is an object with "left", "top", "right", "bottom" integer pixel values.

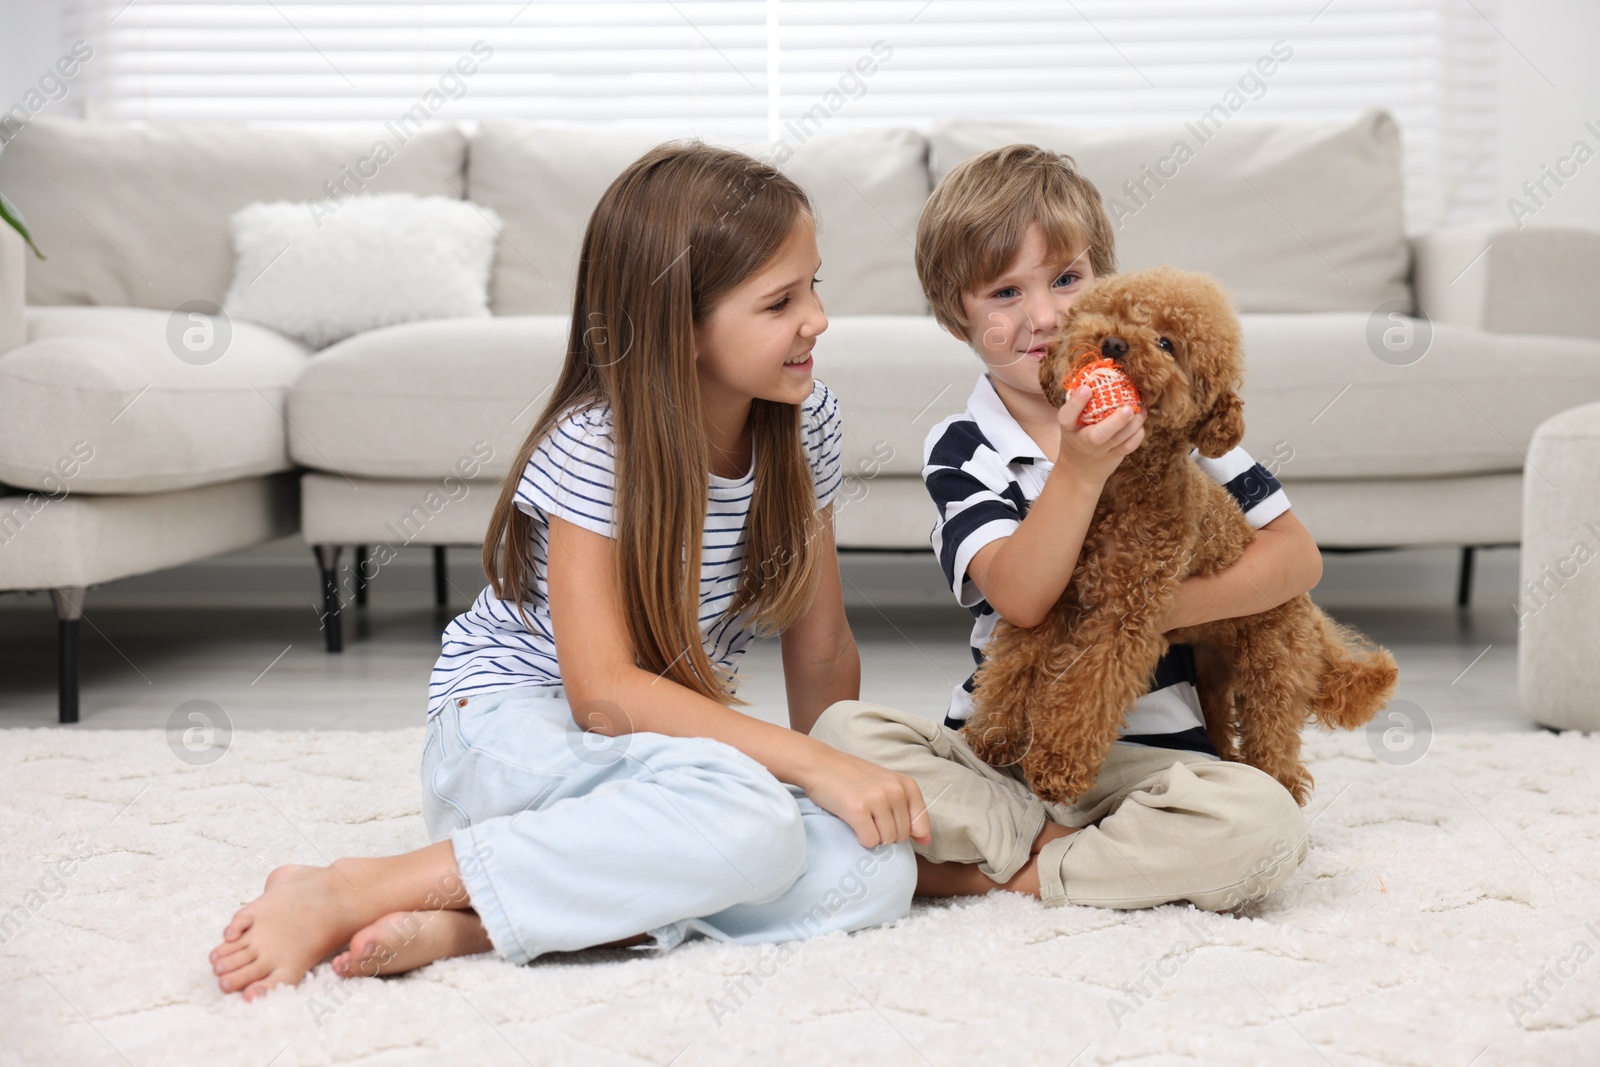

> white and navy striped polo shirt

[
  {"left": 923, "top": 373, "right": 1290, "bottom": 758},
  {"left": 427, "top": 380, "right": 844, "bottom": 716}
]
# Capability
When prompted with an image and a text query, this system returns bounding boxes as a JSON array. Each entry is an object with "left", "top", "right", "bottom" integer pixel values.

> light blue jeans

[{"left": 421, "top": 684, "right": 918, "bottom": 965}]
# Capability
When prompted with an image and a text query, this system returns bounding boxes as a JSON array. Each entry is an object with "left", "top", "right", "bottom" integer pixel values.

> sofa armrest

[
  {"left": 0, "top": 222, "right": 24, "bottom": 356},
  {"left": 1412, "top": 222, "right": 1600, "bottom": 341}
]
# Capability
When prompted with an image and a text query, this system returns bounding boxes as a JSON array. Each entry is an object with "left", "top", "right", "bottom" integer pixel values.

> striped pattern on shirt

[
  {"left": 427, "top": 380, "right": 844, "bottom": 716},
  {"left": 923, "top": 374, "right": 1291, "bottom": 759}
]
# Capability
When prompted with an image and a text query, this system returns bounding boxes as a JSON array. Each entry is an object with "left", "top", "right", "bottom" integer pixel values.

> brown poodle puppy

[{"left": 963, "top": 266, "right": 1398, "bottom": 806}]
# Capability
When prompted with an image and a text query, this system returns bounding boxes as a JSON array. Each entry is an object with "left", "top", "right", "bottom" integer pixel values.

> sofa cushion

[
  {"left": 808, "top": 316, "right": 979, "bottom": 478},
  {"left": 0, "top": 474, "right": 298, "bottom": 591},
  {"left": 466, "top": 123, "right": 928, "bottom": 316},
  {"left": 793, "top": 314, "right": 1600, "bottom": 482},
  {"left": 1279, "top": 473, "right": 1522, "bottom": 548},
  {"left": 288, "top": 313, "right": 970, "bottom": 483},
  {"left": 818, "top": 314, "right": 1600, "bottom": 484},
  {"left": 286, "top": 308, "right": 1600, "bottom": 490},
  {"left": 832, "top": 475, "right": 943, "bottom": 550},
  {"left": 780, "top": 128, "right": 929, "bottom": 315},
  {"left": 1237, "top": 314, "right": 1600, "bottom": 479},
  {"left": 0, "top": 118, "right": 466, "bottom": 311},
  {"left": 287, "top": 316, "right": 569, "bottom": 480},
  {"left": 929, "top": 111, "right": 1409, "bottom": 315},
  {"left": 462, "top": 124, "right": 661, "bottom": 316},
  {"left": 0, "top": 307, "right": 309, "bottom": 494},
  {"left": 300, "top": 472, "right": 499, "bottom": 547},
  {"left": 222, "top": 193, "right": 502, "bottom": 349}
]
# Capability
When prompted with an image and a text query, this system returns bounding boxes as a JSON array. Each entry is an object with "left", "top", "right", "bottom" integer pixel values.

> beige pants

[{"left": 810, "top": 700, "right": 1308, "bottom": 912}]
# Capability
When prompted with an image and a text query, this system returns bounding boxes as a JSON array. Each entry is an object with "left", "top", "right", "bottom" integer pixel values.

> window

[{"left": 66, "top": 0, "right": 1497, "bottom": 228}]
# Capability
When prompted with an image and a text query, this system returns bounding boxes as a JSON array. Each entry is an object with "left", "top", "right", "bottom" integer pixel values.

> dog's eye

[{"left": 1157, "top": 337, "right": 1174, "bottom": 353}]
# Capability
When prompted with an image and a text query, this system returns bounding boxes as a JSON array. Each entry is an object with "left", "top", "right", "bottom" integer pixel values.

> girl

[{"left": 209, "top": 143, "right": 929, "bottom": 998}]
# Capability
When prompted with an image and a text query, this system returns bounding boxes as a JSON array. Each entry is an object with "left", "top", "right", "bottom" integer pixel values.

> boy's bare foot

[
  {"left": 333, "top": 909, "right": 493, "bottom": 978},
  {"left": 1031, "top": 821, "right": 1078, "bottom": 854},
  {"left": 915, "top": 821, "right": 1080, "bottom": 899},
  {"left": 994, "top": 820, "right": 1082, "bottom": 895},
  {"left": 210, "top": 864, "right": 369, "bottom": 1000}
]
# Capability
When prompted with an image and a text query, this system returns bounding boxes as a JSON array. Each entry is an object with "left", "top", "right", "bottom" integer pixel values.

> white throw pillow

[{"left": 222, "top": 193, "right": 502, "bottom": 350}]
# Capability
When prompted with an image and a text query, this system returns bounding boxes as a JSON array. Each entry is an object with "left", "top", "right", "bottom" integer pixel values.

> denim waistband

[{"left": 429, "top": 682, "right": 569, "bottom": 720}]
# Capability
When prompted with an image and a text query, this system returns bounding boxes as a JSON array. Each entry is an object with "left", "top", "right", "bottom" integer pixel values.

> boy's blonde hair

[{"left": 916, "top": 144, "right": 1116, "bottom": 341}]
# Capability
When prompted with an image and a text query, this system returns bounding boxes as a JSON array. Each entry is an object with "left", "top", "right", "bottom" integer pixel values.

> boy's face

[{"left": 958, "top": 222, "right": 1094, "bottom": 398}]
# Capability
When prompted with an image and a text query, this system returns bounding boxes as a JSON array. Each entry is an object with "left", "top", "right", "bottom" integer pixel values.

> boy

[{"left": 812, "top": 145, "right": 1322, "bottom": 912}]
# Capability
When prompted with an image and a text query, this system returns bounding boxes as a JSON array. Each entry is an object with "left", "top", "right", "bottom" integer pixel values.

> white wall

[{"left": 1493, "top": 0, "right": 1600, "bottom": 231}]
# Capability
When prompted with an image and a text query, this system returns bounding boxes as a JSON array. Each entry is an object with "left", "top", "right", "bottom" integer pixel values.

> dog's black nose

[{"left": 1101, "top": 336, "right": 1128, "bottom": 360}]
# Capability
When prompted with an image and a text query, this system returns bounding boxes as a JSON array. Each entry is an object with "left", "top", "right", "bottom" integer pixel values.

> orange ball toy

[{"left": 1063, "top": 358, "right": 1143, "bottom": 426}]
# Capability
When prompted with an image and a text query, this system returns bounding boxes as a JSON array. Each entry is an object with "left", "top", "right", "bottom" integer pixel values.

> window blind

[{"left": 63, "top": 0, "right": 1498, "bottom": 228}]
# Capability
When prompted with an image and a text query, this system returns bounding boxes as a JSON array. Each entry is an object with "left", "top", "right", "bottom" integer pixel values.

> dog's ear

[
  {"left": 1038, "top": 338, "right": 1071, "bottom": 409},
  {"left": 1192, "top": 388, "right": 1244, "bottom": 457},
  {"left": 1039, "top": 357, "right": 1068, "bottom": 408}
]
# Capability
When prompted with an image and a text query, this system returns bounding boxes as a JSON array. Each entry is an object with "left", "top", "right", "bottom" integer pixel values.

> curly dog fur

[{"left": 962, "top": 266, "right": 1399, "bottom": 806}]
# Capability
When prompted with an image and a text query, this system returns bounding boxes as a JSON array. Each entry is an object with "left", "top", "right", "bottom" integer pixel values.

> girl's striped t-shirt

[{"left": 426, "top": 380, "right": 844, "bottom": 717}]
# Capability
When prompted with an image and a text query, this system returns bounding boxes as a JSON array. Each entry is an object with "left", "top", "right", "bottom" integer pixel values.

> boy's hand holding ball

[{"left": 1053, "top": 354, "right": 1146, "bottom": 473}]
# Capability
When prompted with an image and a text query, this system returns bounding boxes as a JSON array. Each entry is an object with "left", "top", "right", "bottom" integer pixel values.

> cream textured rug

[{"left": 2, "top": 725, "right": 1597, "bottom": 1067}]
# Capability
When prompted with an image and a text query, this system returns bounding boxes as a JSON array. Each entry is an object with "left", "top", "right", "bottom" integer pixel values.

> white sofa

[{"left": 4, "top": 113, "right": 1600, "bottom": 721}]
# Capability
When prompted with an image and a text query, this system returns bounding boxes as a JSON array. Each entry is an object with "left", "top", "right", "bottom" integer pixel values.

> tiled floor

[{"left": 0, "top": 542, "right": 1538, "bottom": 737}]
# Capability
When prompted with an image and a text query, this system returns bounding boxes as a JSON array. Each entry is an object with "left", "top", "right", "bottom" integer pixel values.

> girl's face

[
  {"left": 694, "top": 217, "right": 828, "bottom": 410},
  {"left": 959, "top": 222, "right": 1095, "bottom": 398}
]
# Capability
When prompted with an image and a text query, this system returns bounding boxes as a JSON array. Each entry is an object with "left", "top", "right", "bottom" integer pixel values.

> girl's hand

[
  {"left": 800, "top": 747, "right": 932, "bottom": 850},
  {"left": 1056, "top": 385, "right": 1146, "bottom": 482}
]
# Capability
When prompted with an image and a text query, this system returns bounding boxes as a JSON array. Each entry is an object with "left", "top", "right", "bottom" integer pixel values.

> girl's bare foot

[
  {"left": 332, "top": 909, "right": 493, "bottom": 978},
  {"left": 330, "top": 909, "right": 658, "bottom": 977},
  {"left": 210, "top": 864, "right": 369, "bottom": 1000},
  {"left": 210, "top": 841, "right": 469, "bottom": 1000}
]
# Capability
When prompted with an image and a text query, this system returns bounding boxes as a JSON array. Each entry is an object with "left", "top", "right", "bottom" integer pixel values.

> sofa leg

[
  {"left": 354, "top": 545, "right": 369, "bottom": 608},
  {"left": 314, "top": 544, "right": 343, "bottom": 653},
  {"left": 1456, "top": 545, "right": 1475, "bottom": 609},
  {"left": 433, "top": 545, "right": 449, "bottom": 608},
  {"left": 51, "top": 587, "right": 85, "bottom": 724}
]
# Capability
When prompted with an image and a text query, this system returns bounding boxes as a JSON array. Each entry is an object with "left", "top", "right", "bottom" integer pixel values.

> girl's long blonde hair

[{"left": 483, "top": 142, "right": 825, "bottom": 705}]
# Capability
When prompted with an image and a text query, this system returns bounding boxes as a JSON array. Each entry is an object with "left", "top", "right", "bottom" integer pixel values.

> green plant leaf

[{"left": 0, "top": 189, "right": 45, "bottom": 260}]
